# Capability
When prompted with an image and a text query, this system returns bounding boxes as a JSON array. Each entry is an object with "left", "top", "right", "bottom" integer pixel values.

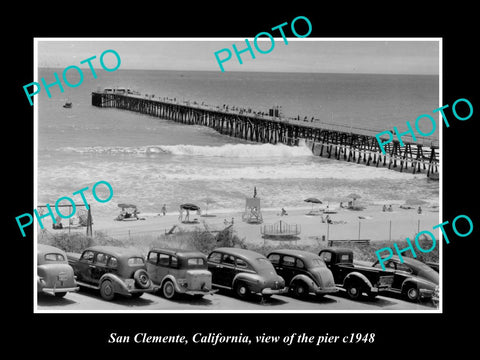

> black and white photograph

[
  {"left": 9, "top": 6, "right": 478, "bottom": 356},
  {"left": 32, "top": 38, "right": 442, "bottom": 313}
]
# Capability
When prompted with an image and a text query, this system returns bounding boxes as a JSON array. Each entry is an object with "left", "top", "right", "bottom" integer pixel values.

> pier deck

[{"left": 91, "top": 91, "right": 439, "bottom": 176}]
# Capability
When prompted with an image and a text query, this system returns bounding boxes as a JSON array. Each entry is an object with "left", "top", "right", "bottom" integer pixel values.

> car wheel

[
  {"left": 100, "top": 280, "right": 116, "bottom": 301},
  {"left": 54, "top": 292, "right": 67, "bottom": 298},
  {"left": 134, "top": 269, "right": 151, "bottom": 289},
  {"left": 345, "top": 281, "right": 363, "bottom": 300},
  {"left": 292, "top": 281, "right": 308, "bottom": 299},
  {"left": 234, "top": 281, "right": 250, "bottom": 299},
  {"left": 131, "top": 292, "right": 144, "bottom": 299},
  {"left": 162, "top": 280, "right": 176, "bottom": 299},
  {"left": 405, "top": 286, "right": 420, "bottom": 301}
]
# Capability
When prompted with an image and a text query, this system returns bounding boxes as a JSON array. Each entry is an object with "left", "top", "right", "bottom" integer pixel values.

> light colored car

[
  {"left": 37, "top": 244, "right": 79, "bottom": 298},
  {"left": 146, "top": 248, "right": 216, "bottom": 299}
]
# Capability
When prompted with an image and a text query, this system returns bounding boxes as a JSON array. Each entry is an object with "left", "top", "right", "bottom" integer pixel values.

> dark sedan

[
  {"left": 267, "top": 249, "right": 338, "bottom": 299},
  {"left": 207, "top": 247, "right": 287, "bottom": 300},
  {"left": 372, "top": 255, "right": 438, "bottom": 302}
]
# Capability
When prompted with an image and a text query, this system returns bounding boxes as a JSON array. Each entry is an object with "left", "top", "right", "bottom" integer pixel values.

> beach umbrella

[
  {"left": 304, "top": 197, "right": 322, "bottom": 204},
  {"left": 180, "top": 203, "right": 200, "bottom": 211},
  {"left": 304, "top": 197, "right": 322, "bottom": 211},
  {"left": 117, "top": 203, "right": 137, "bottom": 209},
  {"left": 346, "top": 193, "right": 362, "bottom": 200}
]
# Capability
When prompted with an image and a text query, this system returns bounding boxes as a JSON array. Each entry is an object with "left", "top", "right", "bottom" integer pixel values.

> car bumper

[
  {"left": 419, "top": 288, "right": 435, "bottom": 299},
  {"left": 261, "top": 287, "right": 288, "bottom": 295},
  {"left": 41, "top": 286, "right": 79, "bottom": 294},
  {"left": 184, "top": 289, "right": 218, "bottom": 296},
  {"left": 314, "top": 286, "right": 339, "bottom": 295}
]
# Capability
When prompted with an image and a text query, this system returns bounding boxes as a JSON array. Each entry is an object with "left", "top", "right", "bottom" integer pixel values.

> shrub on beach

[
  {"left": 39, "top": 230, "right": 126, "bottom": 253},
  {"left": 47, "top": 232, "right": 94, "bottom": 253}
]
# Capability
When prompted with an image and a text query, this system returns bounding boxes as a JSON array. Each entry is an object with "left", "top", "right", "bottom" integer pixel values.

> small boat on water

[{"left": 63, "top": 100, "right": 72, "bottom": 108}]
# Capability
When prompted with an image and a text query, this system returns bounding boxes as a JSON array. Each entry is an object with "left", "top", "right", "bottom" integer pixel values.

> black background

[{"left": 8, "top": 4, "right": 478, "bottom": 356}]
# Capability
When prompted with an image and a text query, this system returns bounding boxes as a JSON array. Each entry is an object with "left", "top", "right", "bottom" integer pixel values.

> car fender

[
  {"left": 233, "top": 272, "right": 262, "bottom": 292},
  {"left": 37, "top": 276, "right": 46, "bottom": 292},
  {"left": 160, "top": 275, "right": 181, "bottom": 292},
  {"left": 343, "top": 272, "right": 374, "bottom": 291},
  {"left": 99, "top": 273, "right": 130, "bottom": 295},
  {"left": 401, "top": 277, "right": 435, "bottom": 293},
  {"left": 290, "top": 274, "right": 317, "bottom": 291}
]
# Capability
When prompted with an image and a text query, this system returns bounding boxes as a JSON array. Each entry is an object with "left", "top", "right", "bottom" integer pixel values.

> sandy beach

[{"left": 78, "top": 202, "right": 440, "bottom": 251}]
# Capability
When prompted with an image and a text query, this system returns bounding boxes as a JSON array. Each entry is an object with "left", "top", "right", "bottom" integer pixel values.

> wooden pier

[{"left": 91, "top": 91, "right": 439, "bottom": 176}]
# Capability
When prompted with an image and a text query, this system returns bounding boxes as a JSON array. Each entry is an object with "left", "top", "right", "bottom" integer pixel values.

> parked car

[
  {"left": 266, "top": 249, "right": 338, "bottom": 299},
  {"left": 146, "top": 248, "right": 216, "bottom": 299},
  {"left": 207, "top": 247, "right": 287, "bottom": 299},
  {"left": 37, "top": 244, "right": 79, "bottom": 298},
  {"left": 67, "top": 246, "right": 157, "bottom": 301},
  {"left": 371, "top": 255, "right": 439, "bottom": 302},
  {"left": 318, "top": 248, "right": 394, "bottom": 300}
]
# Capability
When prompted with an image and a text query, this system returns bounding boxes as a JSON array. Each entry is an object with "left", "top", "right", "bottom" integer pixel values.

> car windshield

[
  {"left": 309, "top": 259, "right": 326, "bottom": 268},
  {"left": 44, "top": 253, "right": 65, "bottom": 262},
  {"left": 187, "top": 258, "right": 206, "bottom": 268},
  {"left": 128, "top": 257, "right": 145, "bottom": 266}
]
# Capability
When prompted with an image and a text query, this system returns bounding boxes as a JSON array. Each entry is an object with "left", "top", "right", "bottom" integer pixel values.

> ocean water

[{"left": 37, "top": 69, "right": 440, "bottom": 219}]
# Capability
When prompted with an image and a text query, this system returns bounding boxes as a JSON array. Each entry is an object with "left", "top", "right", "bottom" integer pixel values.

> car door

[
  {"left": 393, "top": 261, "right": 413, "bottom": 289},
  {"left": 218, "top": 254, "right": 237, "bottom": 287},
  {"left": 75, "top": 250, "right": 95, "bottom": 283},
  {"left": 279, "top": 255, "right": 297, "bottom": 285},
  {"left": 155, "top": 253, "right": 171, "bottom": 283},
  {"left": 90, "top": 252, "right": 110, "bottom": 284},
  {"left": 146, "top": 251, "right": 159, "bottom": 283},
  {"left": 207, "top": 252, "right": 223, "bottom": 286},
  {"left": 267, "top": 253, "right": 283, "bottom": 278}
]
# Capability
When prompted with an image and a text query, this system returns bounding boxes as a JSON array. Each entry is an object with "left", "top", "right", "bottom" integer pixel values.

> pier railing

[{"left": 91, "top": 91, "right": 439, "bottom": 176}]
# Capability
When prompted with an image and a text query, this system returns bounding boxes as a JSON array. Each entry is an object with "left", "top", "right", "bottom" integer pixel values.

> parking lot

[{"left": 37, "top": 287, "right": 436, "bottom": 312}]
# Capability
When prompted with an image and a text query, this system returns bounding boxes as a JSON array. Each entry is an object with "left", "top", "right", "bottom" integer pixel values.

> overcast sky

[{"left": 37, "top": 39, "right": 440, "bottom": 75}]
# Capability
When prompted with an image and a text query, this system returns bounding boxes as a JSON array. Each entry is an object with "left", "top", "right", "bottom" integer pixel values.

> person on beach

[
  {"left": 161, "top": 204, "right": 167, "bottom": 216},
  {"left": 281, "top": 208, "right": 287, "bottom": 216},
  {"left": 383, "top": 205, "right": 387, "bottom": 212},
  {"left": 418, "top": 206, "right": 422, "bottom": 214},
  {"left": 388, "top": 205, "right": 393, "bottom": 212}
]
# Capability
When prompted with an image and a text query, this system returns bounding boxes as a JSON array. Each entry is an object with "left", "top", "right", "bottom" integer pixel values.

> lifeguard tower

[{"left": 242, "top": 197, "right": 263, "bottom": 224}]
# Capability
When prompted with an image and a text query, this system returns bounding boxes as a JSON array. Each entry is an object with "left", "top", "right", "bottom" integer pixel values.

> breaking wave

[{"left": 58, "top": 143, "right": 314, "bottom": 158}]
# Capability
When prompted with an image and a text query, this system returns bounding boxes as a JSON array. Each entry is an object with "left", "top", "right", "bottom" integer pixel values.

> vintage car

[
  {"left": 207, "top": 247, "right": 287, "bottom": 299},
  {"left": 318, "top": 248, "right": 394, "bottom": 300},
  {"left": 37, "top": 244, "right": 79, "bottom": 298},
  {"left": 372, "top": 255, "right": 439, "bottom": 302},
  {"left": 67, "top": 246, "right": 157, "bottom": 301},
  {"left": 146, "top": 248, "right": 216, "bottom": 299},
  {"left": 266, "top": 249, "right": 338, "bottom": 299}
]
